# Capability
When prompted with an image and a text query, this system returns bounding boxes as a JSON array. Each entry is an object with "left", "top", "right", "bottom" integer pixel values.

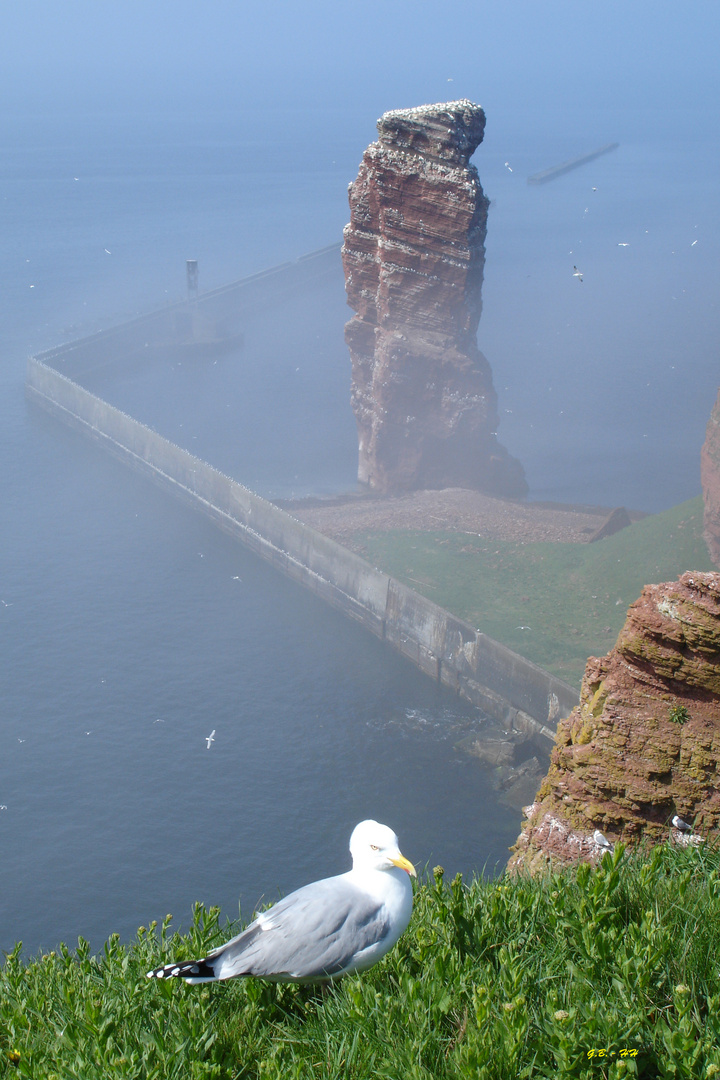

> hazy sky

[{"left": 3, "top": 0, "right": 717, "bottom": 123}]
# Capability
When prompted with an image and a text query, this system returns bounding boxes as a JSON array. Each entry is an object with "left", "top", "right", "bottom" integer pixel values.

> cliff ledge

[{"left": 509, "top": 571, "right": 720, "bottom": 873}]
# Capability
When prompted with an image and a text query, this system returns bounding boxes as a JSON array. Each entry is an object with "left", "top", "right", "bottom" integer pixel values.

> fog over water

[{"left": 1, "top": 2, "right": 718, "bottom": 953}]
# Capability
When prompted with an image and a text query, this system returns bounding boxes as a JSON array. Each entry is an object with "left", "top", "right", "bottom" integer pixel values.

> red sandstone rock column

[{"left": 342, "top": 100, "right": 526, "bottom": 497}]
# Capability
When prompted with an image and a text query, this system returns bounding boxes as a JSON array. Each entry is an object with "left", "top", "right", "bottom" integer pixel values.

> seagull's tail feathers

[{"left": 146, "top": 957, "right": 218, "bottom": 983}]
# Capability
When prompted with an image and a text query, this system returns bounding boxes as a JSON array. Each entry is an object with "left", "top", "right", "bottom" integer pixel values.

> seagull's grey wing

[{"left": 210, "top": 876, "right": 391, "bottom": 981}]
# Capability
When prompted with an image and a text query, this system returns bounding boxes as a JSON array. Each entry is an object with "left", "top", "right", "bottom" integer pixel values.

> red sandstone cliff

[
  {"left": 701, "top": 389, "right": 720, "bottom": 568},
  {"left": 508, "top": 571, "right": 720, "bottom": 874},
  {"left": 342, "top": 101, "right": 526, "bottom": 496}
]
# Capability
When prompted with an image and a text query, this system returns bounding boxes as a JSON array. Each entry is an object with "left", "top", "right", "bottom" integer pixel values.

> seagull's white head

[{"left": 349, "top": 820, "right": 416, "bottom": 877}]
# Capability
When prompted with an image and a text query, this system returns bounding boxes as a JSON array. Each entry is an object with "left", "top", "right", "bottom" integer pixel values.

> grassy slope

[
  {"left": 354, "top": 496, "right": 713, "bottom": 689},
  {"left": 3, "top": 845, "right": 720, "bottom": 1078}
]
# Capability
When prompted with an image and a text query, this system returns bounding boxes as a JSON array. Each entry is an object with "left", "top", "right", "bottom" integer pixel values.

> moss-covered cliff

[{"left": 509, "top": 571, "right": 720, "bottom": 873}]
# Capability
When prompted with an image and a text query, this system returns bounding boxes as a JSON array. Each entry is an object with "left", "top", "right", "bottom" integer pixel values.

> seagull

[
  {"left": 515, "top": 626, "right": 532, "bottom": 631},
  {"left": 0, "top": 600, "right": 13, "bottom": 607},
  {"left": 206, "top": 730, "right": 216, "bottom": 749},
  {"left": 504, "top": 162, "right": 513, "bottom": 172},
  {"left": 672, "top": 815, "right": 692, "bottom": 833},
  {"left": 573, "top": 265, "right": 583, "bottom": 283},
  {"left": 617, "top": 242, "right": 630, "bottom": 247},
  {"left": 147, "top": 820, "right": 416, "bottom": 985},
  {"left": 593, "top": 829, "right": 613, "bottom": 852}
]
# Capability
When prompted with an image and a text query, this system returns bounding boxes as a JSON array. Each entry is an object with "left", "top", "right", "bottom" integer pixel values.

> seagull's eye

[{"left": 370, "top": 844, "right": 380, "bottom": 851}]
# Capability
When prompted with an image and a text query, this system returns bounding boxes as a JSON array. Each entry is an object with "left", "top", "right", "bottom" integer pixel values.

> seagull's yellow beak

[{"left": 391, "top": 853, "right": 417, "bottom": 877}]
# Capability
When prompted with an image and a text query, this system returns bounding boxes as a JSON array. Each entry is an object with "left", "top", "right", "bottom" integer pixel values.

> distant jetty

[{"left": 527, "top": 142, "right": 619, "bottom": 185}]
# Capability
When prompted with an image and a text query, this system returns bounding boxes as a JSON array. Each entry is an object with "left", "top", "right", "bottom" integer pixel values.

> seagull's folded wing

[{"left": 210, "top": 876, "right": 390, "bottom": 981}]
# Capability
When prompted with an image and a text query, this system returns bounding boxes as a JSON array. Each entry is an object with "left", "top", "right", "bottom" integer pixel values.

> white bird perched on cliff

[
  {"left": 146, "top": 820, "right": 416, "bottom": 985},
  {"left": 593, "top": 829, "right": 613, "bottom": 853},
  {"left": 672, "top": 815, "right": 693, "bottom": 833}
]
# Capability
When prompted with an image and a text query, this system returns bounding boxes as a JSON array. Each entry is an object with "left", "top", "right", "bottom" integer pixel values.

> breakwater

[{"left": 26, "top": 248, "right": 578, "bottom": 736}]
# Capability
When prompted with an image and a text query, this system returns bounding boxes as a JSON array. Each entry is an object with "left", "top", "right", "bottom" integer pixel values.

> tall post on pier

[{"left": 186, "top": 259, "right": 199, "bottom": 301}]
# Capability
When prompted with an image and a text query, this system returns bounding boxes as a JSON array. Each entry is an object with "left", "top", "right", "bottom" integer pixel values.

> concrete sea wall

[{"left": 26, "top": 250, "right": 578, "bottom": 736}]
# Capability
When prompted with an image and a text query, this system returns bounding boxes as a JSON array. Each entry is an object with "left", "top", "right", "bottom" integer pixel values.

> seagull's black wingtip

[{"left": 146, "top": 957, "right": 217, "bottom": 981}]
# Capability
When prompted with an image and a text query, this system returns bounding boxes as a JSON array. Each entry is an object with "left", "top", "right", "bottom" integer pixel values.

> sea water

[{"left": 1, "top": 106, "right": 717, "bottom": 954}]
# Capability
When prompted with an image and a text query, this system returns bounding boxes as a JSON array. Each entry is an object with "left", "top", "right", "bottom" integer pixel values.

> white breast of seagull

[{"left": 335, "top": 861, "right": 413, "bottom": 972}]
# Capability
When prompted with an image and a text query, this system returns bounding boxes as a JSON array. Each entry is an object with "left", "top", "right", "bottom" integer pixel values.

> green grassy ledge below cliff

[
  {"left": 3, "top": 843, "right": 720, "bottom": 1078},
  {"left": 354, "top": 496, "right": 714, "bottom": 689}
]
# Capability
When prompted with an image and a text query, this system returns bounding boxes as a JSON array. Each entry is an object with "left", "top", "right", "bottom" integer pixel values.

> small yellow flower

[
  {"left": 503, "top": 1001, "right": 514, "bottom": 1012},
  {"left": 674, "top": 984, "right": 691, "bottom": 996},
  {"left": 705, "top": 1065, "right": 720, "bottom": 1079},
  {"left": 8, "top": 1050, "right": 21, "bottom": 1065},
  {"left": 553, "top": 1010, "right": 569, "bottom": 1021}
]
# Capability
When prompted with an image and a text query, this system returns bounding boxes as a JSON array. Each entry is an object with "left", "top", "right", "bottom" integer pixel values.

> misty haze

[{"left": 1, "top": 0, "right": 718, "bottom": 970}]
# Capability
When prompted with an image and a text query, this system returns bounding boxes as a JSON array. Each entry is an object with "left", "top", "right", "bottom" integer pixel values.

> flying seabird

[
  {"left": 206, "top": 730, "right": 216, "bottom": 749},
  {"left": 573, "top": 265, "right": 583, "bottom": 283},
  {"left": 147, "top": 820, "right": 416, "bottom": 985}
]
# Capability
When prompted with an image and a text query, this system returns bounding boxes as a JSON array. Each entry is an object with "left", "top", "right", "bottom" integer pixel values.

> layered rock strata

[
  {"left": 508, "top": 571, "right": 720, "bottom": 874},
  {"left": 701, "top": 389, "right": 720, "bottom": 568},
  {"left": 342, "top": 100, "right": 526, "bottom": 496}
]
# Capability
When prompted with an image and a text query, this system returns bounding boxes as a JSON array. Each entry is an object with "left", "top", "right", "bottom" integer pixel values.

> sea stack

[
  {"left": 342, "top": 100, "right": 526, "bottom": 496},
  {"left": 508, "top": 572, "right": 720, "bottom": 874},
  {"left": 701, "top": 389, "right": 720, "bottom": 568}
]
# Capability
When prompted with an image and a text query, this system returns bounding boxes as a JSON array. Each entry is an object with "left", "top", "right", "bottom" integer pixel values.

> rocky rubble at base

[
  {"left": 508, "top": 571, "right": 720, "bottom": 873},
  {"left": 455, "top": 726, "right": 550, "bottom": 811},
  {"left": 342, "top": 101, "right": 525, "bottom": 497}
]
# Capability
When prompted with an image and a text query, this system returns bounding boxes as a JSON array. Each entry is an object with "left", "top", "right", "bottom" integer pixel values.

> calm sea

[{"left": 1, "top": 106, "right": 717, "bottom": 954}]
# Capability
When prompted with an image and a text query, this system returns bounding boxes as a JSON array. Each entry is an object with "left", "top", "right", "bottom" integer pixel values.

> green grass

[
  {"left": 355, "top": 496, "right": 714, "bottom": 688},
  {"left": 4, "top": 844, "right": 720, "bottom": 1078}
]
